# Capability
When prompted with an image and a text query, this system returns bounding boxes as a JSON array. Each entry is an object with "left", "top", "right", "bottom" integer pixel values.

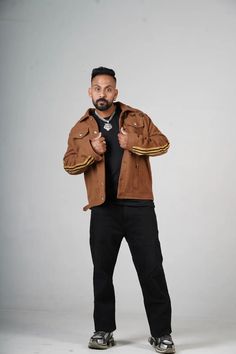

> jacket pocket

[
  {"left": 126, "top": 120, "right": 144, "bottom": 135},
  {"left": 126, "top": 121, "right": 144, "bottom": 128},
  {"left": 74, "top": 128, "right": 89, "bottom": 139}
]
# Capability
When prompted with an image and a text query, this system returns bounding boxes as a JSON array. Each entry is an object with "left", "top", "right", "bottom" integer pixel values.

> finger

[
  {"left": 94, "top": 132, "right": 102, "bottom": 140},
  {"left": 121, "top": 127, "right": 127, "bottom": 135}
]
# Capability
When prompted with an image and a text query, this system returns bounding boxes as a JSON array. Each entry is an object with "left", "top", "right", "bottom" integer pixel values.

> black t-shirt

[{"left": 92, "top": 103, "right": 154, "bottom": 208}]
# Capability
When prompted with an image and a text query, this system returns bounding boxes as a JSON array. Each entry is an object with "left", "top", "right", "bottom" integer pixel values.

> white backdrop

[{"left": 0, "top": 0, "right": 236, "bottom": 325}]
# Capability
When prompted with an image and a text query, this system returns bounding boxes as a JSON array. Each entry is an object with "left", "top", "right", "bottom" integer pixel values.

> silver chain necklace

[{"left": 95, "top": 109, "right": 116, "bottom": 131}]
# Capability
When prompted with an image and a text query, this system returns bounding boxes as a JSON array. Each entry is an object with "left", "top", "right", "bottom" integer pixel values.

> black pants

[{"left": 89, "top": 204, "right": 172, "bottom": 337}]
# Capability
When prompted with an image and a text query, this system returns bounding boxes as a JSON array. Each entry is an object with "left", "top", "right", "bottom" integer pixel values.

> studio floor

[{"left": 0, "top": 310, "right": 235, "bottom": 354}]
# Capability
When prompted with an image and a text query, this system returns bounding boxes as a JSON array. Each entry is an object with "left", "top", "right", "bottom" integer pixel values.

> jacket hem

[{"left": 83, "top": 195, "right": 154, "bottom": 211}]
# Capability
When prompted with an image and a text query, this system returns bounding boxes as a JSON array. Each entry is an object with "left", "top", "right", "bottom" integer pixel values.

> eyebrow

[{"left": 92, "top": 84, "right": 114, "bottom": 88}]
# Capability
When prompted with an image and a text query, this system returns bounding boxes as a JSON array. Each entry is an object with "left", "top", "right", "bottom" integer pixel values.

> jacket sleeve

[
  {"left": 63, "top": 128, "right": 102, "bottom": 175},
  {"left": 126, "top": 115, "right": 170, "bottom": 157}
]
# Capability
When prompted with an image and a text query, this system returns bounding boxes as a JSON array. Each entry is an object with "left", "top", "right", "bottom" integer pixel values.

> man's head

[{"left": 89, "top": 66, "right": 118, "bottom": 112}]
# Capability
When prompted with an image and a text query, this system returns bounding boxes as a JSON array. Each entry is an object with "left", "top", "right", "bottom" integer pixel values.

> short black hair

[{"left": 91, "top": 66, "right": 116, "bottom": 81}]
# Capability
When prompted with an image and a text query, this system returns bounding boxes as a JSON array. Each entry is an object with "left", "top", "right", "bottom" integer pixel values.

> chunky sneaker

[
  {"left": 88, "top": 331, "right": 115, "bottom": 349},
  {"left": 148, "top": 334, "right": 175, "bottom": 353}
]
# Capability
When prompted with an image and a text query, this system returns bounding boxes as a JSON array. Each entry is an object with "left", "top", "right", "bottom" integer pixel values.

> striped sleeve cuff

[
  {"left": 64, "top": 155, "right": 95, "bottom": 174},
  {"left": 131, "top": 142, "right": 170, "bottom": 156}
]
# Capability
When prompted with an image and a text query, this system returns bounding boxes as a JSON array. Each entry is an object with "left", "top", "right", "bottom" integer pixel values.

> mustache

[{"left": 96, "top": 98, "right": 108, "bottom": 104}]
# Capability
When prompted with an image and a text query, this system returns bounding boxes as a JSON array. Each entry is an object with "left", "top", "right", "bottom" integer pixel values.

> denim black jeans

[{"left": 89, "top": 204, "right": 172, "bottom": 337}]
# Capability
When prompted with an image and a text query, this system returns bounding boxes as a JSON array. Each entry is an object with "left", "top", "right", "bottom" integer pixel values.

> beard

[{"left": 93, "top": 98, "right": 113, "bottom": 111}]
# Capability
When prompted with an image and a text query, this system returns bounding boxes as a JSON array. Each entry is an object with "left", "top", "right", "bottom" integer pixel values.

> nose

[{"left": 99, "top": 89, "right": 106, "bottom": 98}]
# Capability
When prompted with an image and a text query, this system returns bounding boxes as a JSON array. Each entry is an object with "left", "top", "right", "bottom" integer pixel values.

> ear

[
  {"left": 114, "top": 88, "right": 118, "bottom": 101},
  {"left": 88, "top": 87, "right": 92, "bottom": 97}
]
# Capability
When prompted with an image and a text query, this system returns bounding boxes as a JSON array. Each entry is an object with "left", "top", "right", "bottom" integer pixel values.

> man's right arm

[{"left": 63, "top": 128, "right": 105, "bottom": 175}]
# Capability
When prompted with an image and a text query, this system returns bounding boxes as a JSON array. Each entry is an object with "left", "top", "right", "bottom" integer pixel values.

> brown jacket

[{"left": 63, "top": 102, "right": 169, "bottom": 211}]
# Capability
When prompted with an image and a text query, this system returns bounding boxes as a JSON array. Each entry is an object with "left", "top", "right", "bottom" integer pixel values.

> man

[{"left": 63, "top": 67, "right": 175, "bottom": 353}]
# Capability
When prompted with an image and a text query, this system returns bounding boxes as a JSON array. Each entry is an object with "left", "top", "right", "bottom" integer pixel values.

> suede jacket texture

[{"left": 63, "top": 102, "right": 170, "bottom": 211}]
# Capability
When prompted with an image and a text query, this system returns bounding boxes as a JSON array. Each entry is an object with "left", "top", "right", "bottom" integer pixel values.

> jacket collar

[{"left": 79, "top": 101, "right": 137, "bottom": 122}]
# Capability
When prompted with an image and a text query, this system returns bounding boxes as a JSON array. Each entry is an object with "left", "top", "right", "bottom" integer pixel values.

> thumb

[
  {"left": 121, "top": 127, "right": 127, "bottom": 135},
  {"left": 94, "top": 132, "right": 102, "bottom": 140}
]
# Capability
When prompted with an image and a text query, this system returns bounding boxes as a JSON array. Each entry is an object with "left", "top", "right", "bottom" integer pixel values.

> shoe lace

[
  {"left": 160, "top": 335, "right": 173, "bottom": 345},
  {"left": 92, "top": 331, "right": 107, "bottom": 339}
]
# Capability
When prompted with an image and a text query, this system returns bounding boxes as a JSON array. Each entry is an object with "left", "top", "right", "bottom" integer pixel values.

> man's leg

[
  {"left": 124, "top": 206, "right": 172, "bottom": 337},
  {"left": 89, "top": 205, "right": 123, "bottom": 332}
]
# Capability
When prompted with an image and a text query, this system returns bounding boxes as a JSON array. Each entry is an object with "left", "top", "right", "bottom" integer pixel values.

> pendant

[{"left": 104, "top": 122, "right": 112, "bottom": 131}]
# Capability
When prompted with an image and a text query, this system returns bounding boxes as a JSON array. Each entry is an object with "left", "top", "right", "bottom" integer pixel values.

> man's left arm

[{"left": 118, "top": 114, "right": 170, "bottom": 156}]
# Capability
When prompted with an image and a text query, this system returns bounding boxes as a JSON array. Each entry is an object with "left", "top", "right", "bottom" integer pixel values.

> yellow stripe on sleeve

[
  {"left": 132, "top": 142, "right": 169, "bottom": 155},
  {"left": 64, "top": 156, "right": 94, "bottom": 174}
]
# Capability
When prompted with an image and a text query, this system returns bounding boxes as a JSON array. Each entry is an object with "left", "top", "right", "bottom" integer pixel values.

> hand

[
  {"left": 91, "top": 132, "right": 106, "bottom": 155},
  {"left": 118, "top": 127, "right": 129, "bottom": 149}
]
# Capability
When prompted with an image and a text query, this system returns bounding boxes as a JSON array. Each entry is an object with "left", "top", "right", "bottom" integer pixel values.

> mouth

[{"left": 97, "top": 99, "right": 107, "bottom": 105}]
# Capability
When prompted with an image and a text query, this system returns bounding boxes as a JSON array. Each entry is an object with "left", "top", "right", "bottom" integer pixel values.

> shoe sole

[
  {"left": 88, "top": 338, "right": 115, "bottom": 350},
  {"left": 148, "top": 336, "right": 175, "bottom": 354}
]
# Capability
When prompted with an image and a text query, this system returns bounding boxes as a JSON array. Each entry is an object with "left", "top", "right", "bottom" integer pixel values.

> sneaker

[
  {"left": 88, "top": 331, "right": 115, "bottom": 349},
  {"left": 148, "top": 334, "right": 175, "bottom": 353}
]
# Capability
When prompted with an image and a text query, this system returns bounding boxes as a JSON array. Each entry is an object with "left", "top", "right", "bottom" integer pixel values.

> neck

[{"left": 95, "top": 103, "right": 116, "bottom": 118}]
